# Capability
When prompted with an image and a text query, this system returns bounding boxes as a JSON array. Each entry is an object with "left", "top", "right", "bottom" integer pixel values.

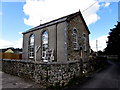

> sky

[{"left": 0, "top": 0, "right": 119, "bottom": 51}]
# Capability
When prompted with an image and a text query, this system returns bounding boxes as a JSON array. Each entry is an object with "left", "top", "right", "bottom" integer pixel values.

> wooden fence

[{"left": 0, "top": 53, "right": 22, "bottom": 60}]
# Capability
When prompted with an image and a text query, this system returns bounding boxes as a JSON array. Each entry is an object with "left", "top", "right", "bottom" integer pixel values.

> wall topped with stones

[{"left": 1, "top": 59, "right": 83, "bottom": 87}]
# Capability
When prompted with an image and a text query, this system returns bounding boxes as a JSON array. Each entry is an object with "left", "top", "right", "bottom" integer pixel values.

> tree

[{"left": 104, "top": 22, "right": 120, "bottom": 56}]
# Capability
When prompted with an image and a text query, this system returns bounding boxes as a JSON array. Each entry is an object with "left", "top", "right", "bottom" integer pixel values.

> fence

[{"left": 0, "top": 53, "right": 22, "bottom": 60}]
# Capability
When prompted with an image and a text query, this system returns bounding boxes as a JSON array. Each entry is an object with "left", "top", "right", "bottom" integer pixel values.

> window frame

[
  {"left": 28, "top": 34, "right": 35, "bottom": 59},
  {"left": 41, "top": 30, "right": 49, "bottom": 61},
  {"left": 72, "top": 28, "right": 79, "bottom": 50}
]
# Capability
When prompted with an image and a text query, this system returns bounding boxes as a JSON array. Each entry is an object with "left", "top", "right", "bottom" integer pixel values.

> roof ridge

[
  {"left": 25, "top": 11, "right": 80, "bottom": 31},
  {"left": 38, "top": 11, "right": 80, "bottom": 25},
  {"left": 22, "top": 11, "right": 89, "bottom": 34}
]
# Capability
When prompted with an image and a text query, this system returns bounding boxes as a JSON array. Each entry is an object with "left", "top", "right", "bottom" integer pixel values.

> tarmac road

[{"left": 65, "top": 60, "right": 120, "bottom": 90}]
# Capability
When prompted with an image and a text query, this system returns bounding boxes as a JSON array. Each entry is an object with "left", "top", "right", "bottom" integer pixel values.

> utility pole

[
  {"left": 96, "top": 40, "right": 98, "bottom": 52},
  {"left": 96, "top": 40, "right": 98, "bottom": 56}
]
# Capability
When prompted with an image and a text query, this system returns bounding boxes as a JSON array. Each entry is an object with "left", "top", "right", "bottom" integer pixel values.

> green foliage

[{"left": 104, "top": 22, "right": 120, "bottom": 56}]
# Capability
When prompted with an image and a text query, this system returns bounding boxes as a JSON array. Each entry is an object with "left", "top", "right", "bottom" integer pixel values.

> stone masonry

[{"left": 1, "top": 59, "right": 83, "bottom": 87}]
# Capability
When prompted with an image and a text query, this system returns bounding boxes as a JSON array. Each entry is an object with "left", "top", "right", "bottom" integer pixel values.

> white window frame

[
  {"left": 41, "top": 30, "right": 49, "bottom": 62},
  {"left": 72, "top": 28, "right": 79, "bottom": 50},
  {"left": 29, "top": 34, "right": 35, "bottom": 59}
]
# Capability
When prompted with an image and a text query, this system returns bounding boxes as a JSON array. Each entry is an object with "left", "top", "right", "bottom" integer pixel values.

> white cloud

[
  {"left": 90, "top": 35, "right": 108, "bottom": 51},
  {"left": 82, "top": 1, "right": 101, "bottom": 25},
  {"left": 101, "top": 2, "right": 110, "bottom": 7},
  {"left": 19, "top": 32, "right": 22, "bottom": 35},
  {"left": 23, "top": 0, "right": 102, "bottom": 27},
  {"left": 0, "top": 38, "right": 23, "bottom": 49},
  {"left": 0, "top": 39, "right": 14, "bottom": 49},
  {"left": 104, "top": 2, "right": 110, "bottom": 7},
  {"left": 1, "top": 0, "right": 26, "bottom": 2},
  {"left": 13, "top": 38, "right": 23, "bottom": 48},
  {"left": 98, "top": 0, "right": 119, "bottom": 2}
]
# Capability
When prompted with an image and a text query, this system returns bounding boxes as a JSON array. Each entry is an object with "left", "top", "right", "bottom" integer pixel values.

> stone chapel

[{"left": 22, "top": 11, "right": 90, "bottom": 63}]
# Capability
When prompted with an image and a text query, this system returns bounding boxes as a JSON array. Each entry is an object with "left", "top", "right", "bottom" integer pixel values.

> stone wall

[
  {"left": 1, "top": 59, "right": 83, "bottom": 87},
  {"left": 67, "top": 15, "right": 90, "bottom": 62}
]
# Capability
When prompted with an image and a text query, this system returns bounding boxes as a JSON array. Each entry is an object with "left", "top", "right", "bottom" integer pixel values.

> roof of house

[
  {"left": 22, "top": 11, "right": 90, "bottom": 34},
  {"left": 5, "top": 49, "right": 14, "bottom": 53},
  {"left": 0, "top": 47, "right": 22, "bottom": 54}
]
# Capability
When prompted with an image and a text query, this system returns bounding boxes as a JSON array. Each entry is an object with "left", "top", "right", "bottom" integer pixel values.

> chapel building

[{"left": 22, "top": 11, "right": 90, "bottom": 63}]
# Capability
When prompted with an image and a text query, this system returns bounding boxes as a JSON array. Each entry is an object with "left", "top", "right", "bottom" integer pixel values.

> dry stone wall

[
  {"left": 1, "top": 59, "right": 83, "bottom": 87},
  {"left": 1, "top": 58, "right": 107, "bottom": 88}
]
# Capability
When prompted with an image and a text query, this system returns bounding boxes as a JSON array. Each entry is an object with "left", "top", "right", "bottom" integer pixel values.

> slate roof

[{"left": 22, "top": 11, "right": 90, "bottom": 34}]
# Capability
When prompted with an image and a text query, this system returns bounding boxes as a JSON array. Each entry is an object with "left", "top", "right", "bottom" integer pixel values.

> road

[
  {"left": 65, "top": 60, "right": 120, "bottom": 90},
  {"left": 0, "top": 71, "right": 45, "bottom": 89}
]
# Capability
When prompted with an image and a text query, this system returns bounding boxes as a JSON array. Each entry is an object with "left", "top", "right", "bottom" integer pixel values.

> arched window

[
  {"left": 29, "top": 34, "right": 35, "bottom": 58},
  {"left": 72, "top": 28, "right": 78, "bottom": 50},
  {"left": 42, "top": 30, "right": 49, "bottom": 61}
]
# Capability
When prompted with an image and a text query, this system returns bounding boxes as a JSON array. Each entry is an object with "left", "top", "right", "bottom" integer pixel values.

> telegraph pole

[
  {"left": 96, "top": 40, "right": 98, "bottom": 52},
  {"left": 96, "top": 40, "right": 98, "bottom": 56}
]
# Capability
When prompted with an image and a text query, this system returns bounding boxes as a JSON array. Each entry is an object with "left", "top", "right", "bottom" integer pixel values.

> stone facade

[
  {"left": 67, "top": 15, "right": 90, "bottom": 62},
  {"left": 22, "top": 11, "right": 90, "bottom": 63}
]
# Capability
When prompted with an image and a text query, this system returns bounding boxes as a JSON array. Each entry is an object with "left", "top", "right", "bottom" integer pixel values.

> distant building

[
  {"left": 22, "top": 11, "right": 90, "bottom": 62},
  {"left": 0, "top": 47, "right": 22, "bottom": 60},
  {"left": 0, "top": 47, "right": 22, "bottom": 54},
  {"left": 5, "top": 49, "right": 14, "bottom": 53}
]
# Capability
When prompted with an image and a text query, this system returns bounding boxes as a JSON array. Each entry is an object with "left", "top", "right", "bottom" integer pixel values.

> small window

[
  {"left": 72, "top": 28, "right": 78, "bottom": 50},
  {"left": 29, "top": 34, "right": 35, "bottom": 59}
]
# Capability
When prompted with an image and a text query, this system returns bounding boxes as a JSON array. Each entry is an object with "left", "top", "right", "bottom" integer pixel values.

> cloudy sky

[{"left": 0, "top": 0, "right": 119, "bottom": 51}]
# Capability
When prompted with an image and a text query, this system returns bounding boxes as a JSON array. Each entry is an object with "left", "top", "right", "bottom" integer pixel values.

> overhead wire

[{"left": 82, "top": 1, "right": 98, "bottom": 13}]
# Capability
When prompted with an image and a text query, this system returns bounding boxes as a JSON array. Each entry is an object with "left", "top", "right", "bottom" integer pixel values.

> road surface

[
  {"left": 0, "top": 71, "right": 45, "bottom": 89},
  {"left": 65, "top": 60, "right": 120, "bottom": 90}
]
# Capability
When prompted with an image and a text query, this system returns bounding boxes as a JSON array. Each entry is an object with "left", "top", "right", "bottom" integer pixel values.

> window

[
  {"left": 72, "top": 28, "right": 78, "bottom": 50},
  {"left": 42, "top": 30, "right": 49, "bottom": 61},
  {"left": 29, "top": 34, "right": 35, "bottom": 58}
]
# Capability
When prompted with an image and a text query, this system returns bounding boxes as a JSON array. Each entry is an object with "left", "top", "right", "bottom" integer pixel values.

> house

[
  {"left": 0, "top": 47, "right": 22, "bottom": 54},
  {"left": 0, "top": 47, "right": 22, "bottom": 59},
  {"left": 22, "top": 11, "right": 90, "bottom": 63},
  {"left": 5, "top": 49, "right": 14, "bottom": 53}
]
